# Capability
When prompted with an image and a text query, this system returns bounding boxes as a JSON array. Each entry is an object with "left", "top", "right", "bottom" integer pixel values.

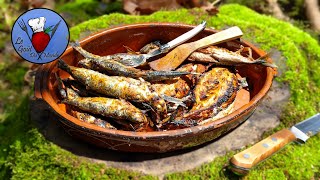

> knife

[
  {"left": 118, "top": 21, "right": 207, "bottom": 67},
  {"left": 229, "top": 113, "right": 320, "bottom": 175}
]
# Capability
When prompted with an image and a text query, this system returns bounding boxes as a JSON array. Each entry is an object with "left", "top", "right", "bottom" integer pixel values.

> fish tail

[
  {"left": 69, "top": 41, "right": 81, "bottom": 48},
  {"left": 144, "top": 71, "right": 191, "bottom": 81},
  {"left": 253, "top": 59, "right": 278, "bottom": 68},
  {"left": 57, "top": 59, "right": 72, "bottom": 75},
  {"left": 261, "top": 61, "right": 278, "bottom": 68},
  {"left": 55, "top": 73, "right": 67, "bottom": 99},
  {"left": 70, "top": 41, "right": 93, "bottom": 59},
  {"left": 65, "top": 87, "right": 79, "bottom": 99},
  {"left": 253, "top": 52, "right": 278, "bottom": 68}
]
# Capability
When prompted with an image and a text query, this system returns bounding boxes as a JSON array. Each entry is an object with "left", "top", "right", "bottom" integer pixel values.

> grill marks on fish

[
  {"left": 58, "top": 59, "right": 167, "bottom": 120},
  {"left": 72, "top": 42, "right": 191, "bottom": 82},
  {"left": 177, "top": 68, "right": 238, "bottom": 124}
]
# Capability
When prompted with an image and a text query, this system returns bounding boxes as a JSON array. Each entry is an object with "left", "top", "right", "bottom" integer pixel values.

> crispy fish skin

[
  {"left": 180, "top": 67, "right": 238, "bottom": 123},
  {"left": 71, "top": 110, "right": 117, "bottom": 129},
  {"left": 151, "top": 63, "right": 206, "bottom": 99},
  {"left": 72, "top": 43, "right": 191, "bottom": 82},
  {"left": 176, "top": 63, "right": 207, "bottom": 86},
  {"left": 64, "top": 88, "right": 147, "bottom": 123},
  {"left": 152, "top": 79, "right": 190, "bottom": 99},
  {"left": 188, "top": 46, "right": 276, "bottom": 67},
  {"left": 58, "top": 59, "right": 167, "bottom": 117}
]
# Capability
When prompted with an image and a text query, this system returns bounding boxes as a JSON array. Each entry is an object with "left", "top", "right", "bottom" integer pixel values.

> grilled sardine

[
  {"left": 58, "top": 59, "right": 167, "bottom": 120},
  {"left": 179, "top": 67, "right": 238, "bottom": 124}
]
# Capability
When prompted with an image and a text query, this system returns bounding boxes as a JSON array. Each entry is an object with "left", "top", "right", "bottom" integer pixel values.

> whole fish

[
  {"left": 188, "top": 46, "right": 277, "bottom": 68},
  {"left": 71, "top": 42, "right": 191, "bottom": 82},
  {"left": 61, "top": 86, "right": 148, "bottom": 123},
  {"left": 176, "top": 67, "right": 239, "bottom": 125},
  {"left": 57, "top": 59, "right": 167, "bottom": 120}
]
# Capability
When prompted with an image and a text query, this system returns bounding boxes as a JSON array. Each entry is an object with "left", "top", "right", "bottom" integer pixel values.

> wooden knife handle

[
  {"left": 229, "top": 129, "right": 296, "bottom": 175},
  {"left": 190, "top": 26, "right": 243, "bottom": 50}
]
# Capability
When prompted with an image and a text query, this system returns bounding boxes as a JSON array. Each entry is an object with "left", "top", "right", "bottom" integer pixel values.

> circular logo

[{"left": 11, "top": 8, "right": 69, "bottom": 64}]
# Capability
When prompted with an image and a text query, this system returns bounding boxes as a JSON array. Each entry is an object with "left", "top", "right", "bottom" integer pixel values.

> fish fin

[
  {"left": 78, "top": 59, "right": 92, "bottom": 69},
  {"left": 65, "top": 87, "right": 79, "bottom": 99},
  {"left": 129, "top": 124, "right": 136, "bottom": 131},
  {"left": 123, "top": 45, "right": 139, "bottom": 55},
  {"left": 70, "top": 41, "right": 94, "bottom": 59},
  {"left": 238, "top": 77, "right": 248, "bottom": 88},
  {"left": 161, "top": 94, "right": 187, "bottom": 108},
  {"left": 57, "top": 59, "right": 72, "bottom": 75},
  {"left": 141, "top": 102, "right": 153, "bottom": 110}
]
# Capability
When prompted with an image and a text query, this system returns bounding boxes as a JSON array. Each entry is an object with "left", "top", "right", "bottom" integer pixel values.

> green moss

[
  {"left": 56, "top": 0, "right": 123, "bottom": 26},
  {"left": 1, "top": 3, "right": 320, "bottom": 180},
  {"left": 3, "top": 128, "right": 155, "bottom": 180},
  {"left": 3, "top": 65, "right": 28, "bottom": 91},
  {"left": 0, "top": 98, "right": 154, "bottom": 179}
]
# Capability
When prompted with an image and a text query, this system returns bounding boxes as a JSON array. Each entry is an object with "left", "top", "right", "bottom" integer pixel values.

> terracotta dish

[{"left": 32, "top": 23, "right": 276, "bottom": 152}]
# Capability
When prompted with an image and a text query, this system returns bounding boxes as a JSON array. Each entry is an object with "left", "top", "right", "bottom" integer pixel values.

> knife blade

[
  {"left": 229, "top": 113, "right": 320, "bottom": 175},
  {"left": 146, "top": 21, "right": 207, "bottom": 57}
]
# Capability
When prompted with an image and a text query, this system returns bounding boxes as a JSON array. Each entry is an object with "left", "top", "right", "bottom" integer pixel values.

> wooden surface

[{"left": 149, "top": 26, "right": 243, "bottom": 71}]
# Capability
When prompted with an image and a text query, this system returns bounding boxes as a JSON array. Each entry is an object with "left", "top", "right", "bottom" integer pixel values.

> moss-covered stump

[{"left": 1, "top": 4, "right": 320, "bottom": 180}]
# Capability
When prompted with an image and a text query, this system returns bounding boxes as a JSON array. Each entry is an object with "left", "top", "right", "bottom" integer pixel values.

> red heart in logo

[{"left": 32, "top": 31, "right": 50, "bottom": 53}]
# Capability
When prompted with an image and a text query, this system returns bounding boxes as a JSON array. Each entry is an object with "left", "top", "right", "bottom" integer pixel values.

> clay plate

[{"left": 32, "top": 23, "right": 276, "bottom": 153}]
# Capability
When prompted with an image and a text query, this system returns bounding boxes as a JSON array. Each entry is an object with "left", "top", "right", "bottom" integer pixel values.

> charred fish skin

[
  {"left": 80, "top": 58, "right": 191, "bottom": 82},
  {"left": 72, "top": 42, "right": 191, "bottom": 82},
  {"left": 71, "top": 110, "right": 117, "bottom": 129},
  {"left": 63, "top": 87, "right": 147, "bottom": 123},
  {"left": 180, "top": 67, "right": 238, "bottom": 123},
  {"left": 57, "top": 59, "right": 167, "bottom": 117}
]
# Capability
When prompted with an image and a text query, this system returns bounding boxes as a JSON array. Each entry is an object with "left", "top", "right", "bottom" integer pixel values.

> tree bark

[
  {"left": 266, "top": 0, "right": 289, "bottom": 21},
  {"left": 305, "top": 0, "right": 320, "bottom": 32}
]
